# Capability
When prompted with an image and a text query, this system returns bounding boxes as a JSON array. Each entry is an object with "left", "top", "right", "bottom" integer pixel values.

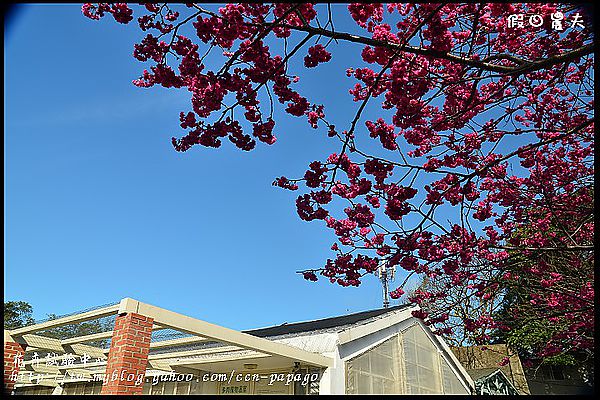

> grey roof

[
  {"left": 243, "top": 304, "right": 413, "bottom": 338},
  {"left": 149, "top": 304, "right": 413, "bottom": 356}
]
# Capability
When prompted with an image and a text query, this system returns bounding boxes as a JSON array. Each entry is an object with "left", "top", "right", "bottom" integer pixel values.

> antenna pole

[
  {"left": 382, "top": 266, "right": 390, "bottom": 308},
  {"left": 377, "top": 257, "right": 394, "bottom": 308}
]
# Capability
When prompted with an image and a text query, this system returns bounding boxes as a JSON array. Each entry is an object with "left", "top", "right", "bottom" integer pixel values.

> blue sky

[{"left": 4, "top": 4, "right": 416, "bottom": 330}]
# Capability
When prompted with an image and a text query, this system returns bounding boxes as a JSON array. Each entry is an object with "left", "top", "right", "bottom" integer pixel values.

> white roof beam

[
  {"left": 169, "top": 351, "right": 271, "bottom": 367},
  {"left": 338, "top": 306, "right": 417, "bottom": 344},
  {"left": 148, "top": 345, "right": 245, "bottom": 361},
  {"left": 119, "top": 298, "right": 333, "bottom": 368},
  {"left": 65, "top": 343, "right": 107, "bottom": 359},
  {"left": 9, "top": 304, "right": 119, "bottom": 336},
  {"left": 150, "top": 335, "right": 212, "bottom": 350},
  {"left": 14, "top": 334, "right": 107, "bottom": 359},
  {"left": 60, "top": 330, "right": 113, "bottom": 345},
  {"left": 148, "top": 360, "right": 174, "bottom": 371},
  {"left": 19, "top": 334, "right": 64, "bottom": 353}
]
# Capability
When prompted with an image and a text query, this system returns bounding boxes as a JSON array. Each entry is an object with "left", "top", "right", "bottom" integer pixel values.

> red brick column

[
  {"left": 4, "top": 341, "right": 26, "bottom": 395},
  {"left": 101, "top": 313, "right": 153, "bottom": 395}
]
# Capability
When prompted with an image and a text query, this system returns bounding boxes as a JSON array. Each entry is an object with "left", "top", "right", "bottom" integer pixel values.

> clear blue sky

[{"left": 5, "top": 4, "right": 412, "bottom": 330}]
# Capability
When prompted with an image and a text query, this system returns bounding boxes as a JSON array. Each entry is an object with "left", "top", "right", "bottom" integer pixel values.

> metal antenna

[{"left": 375, "top": 257, "right": 395, "bottom": 308}]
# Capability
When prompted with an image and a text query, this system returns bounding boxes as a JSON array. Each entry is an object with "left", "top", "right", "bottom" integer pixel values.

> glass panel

[
  {"left": 254, "top": 377, "right": 289, "bottom": 394},
  {"left": 293, "top": 367, "right": 321, "bottom": 395},
  {"left": 345, "top": 335, "right": 402, "bottom": 394},
  {"left": 163, "top": 381, "right": 177, "bottom": 395},
  {"left": 92, "top": 382, "right": 103, "bottom": 395},
  {"left": 372, "top": 377, "right": 385, "bottom": 394},
  {"left": 175, "top": 380, "right": 191, "bottom": 395},
  {"left": 440, "top": 356, "right": 468, "bottom": 394},
  {"left": 74, "top": 383, "right": 85, "bottom": 395},
  {"left": 357, "top": 372, "right": 371, "bottom": 393},
  {"left": 142, "top": 381, "right": 152, "bottom": 394},
  {"left": 83, "top": 382, "right": 94, "bottom": 395},
  {"left": 383, "top": 376, "right": 396, "bottom": 394},
  {"left": 189, "top": 378, "right": 202, "bottom": 394},
  {"left": 151, "top": 381, "right": 165, "bottom": 395},
  {"left": 404, "top": 342, "right": 416, "bottom": 362},
  {"left": 62, "top": 384, "right": 76, "bottom": 395},
  {"left": 402, "top": 324, "right": 441, "bottom": 394}
]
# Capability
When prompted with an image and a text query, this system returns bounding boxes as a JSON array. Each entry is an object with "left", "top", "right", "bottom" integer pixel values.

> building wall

[
  {"left": 17, "top": 371, "right": 297, "bottom": 395},
  {"left": 142, "top": 368, "right": 309, "bottom": 395},
  {"left": 451, "top": 344, "right": 530, "bottom": 395},
  {"left": 4, "top": 341, "right": 26, "bottom": 394},
  {"left": 14, "top": 386, "right": 55, "bottom": 396},
  {"left": 526, "top": 365, "right": 594, "bottom": 395},
  {"left": 319, "top": 348, "right": 344, "bottom": 394}
]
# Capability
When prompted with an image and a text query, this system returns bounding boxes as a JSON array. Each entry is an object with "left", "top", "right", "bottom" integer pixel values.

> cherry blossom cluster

[
  {"left": 84, "top": 3, "right": 594, "bottom": 362},
  {"left": 84, "top": 3, "right": 327, "bottom": 153}
]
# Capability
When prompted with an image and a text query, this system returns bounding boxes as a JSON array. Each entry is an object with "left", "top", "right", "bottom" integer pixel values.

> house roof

[
  {"left": 451, "top": 344, "right": 531, "bottom": 394},
  {"left": 243, "top": 304, "right": 414, "bottom": 338},
  {"left": 147, "top": 304, "right": 415, "bottom": 357},
  {"left": 467, "top": 368, "right": 520, "bottom": 395},
  {"left": 467, "top": 368, "right": 504, "bottom": 381},
  {"left": 11, "top": 299, "right": 424, "bottom": 390}
]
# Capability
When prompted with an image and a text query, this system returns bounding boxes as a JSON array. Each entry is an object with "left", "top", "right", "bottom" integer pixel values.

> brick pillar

[
  {"left": 4, "top": 341, "right": 26, "bottom": 395},
  {"left": 101, "top": 313, "right": 153, "bottom": 395}
]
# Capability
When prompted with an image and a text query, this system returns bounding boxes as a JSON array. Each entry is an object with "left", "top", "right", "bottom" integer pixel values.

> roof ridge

[{"left": 243, "top": 304, "right": 413, "bottom": 337}]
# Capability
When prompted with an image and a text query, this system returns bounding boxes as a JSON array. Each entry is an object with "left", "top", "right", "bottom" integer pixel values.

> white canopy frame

[{"left": 5, "top": 297, "right": 333, "bottom": 390}]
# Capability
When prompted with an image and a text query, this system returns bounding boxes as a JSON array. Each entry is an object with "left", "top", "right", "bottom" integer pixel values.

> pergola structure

[{"left": 4, "top": 297, "right": 333, "bottom": 395}]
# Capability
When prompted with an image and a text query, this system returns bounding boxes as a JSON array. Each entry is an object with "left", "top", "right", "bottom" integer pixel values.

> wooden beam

[
  {"left": 34, "top": 379, "right": 58, "bottom": 388},
  {"left": 60, "top": 324, "right": 164, "bottom": 349},
  {"left": 150, "top": 335, "right": 211, "bottom": 350},
  {"left": 168, "top": 351, "right": 271, "bottom": 366},
  {"left": 19, "top": 334, "right": 64, "bottom": 353},
  {"left": 60, "top": 360, "right": 107, "bottom": 370},
  {"left": 119, "top": 298, "right": 333, "bottom": 368},
  {"left": 22, "top": 352, "right": 100, "bottom": 366},
  {"left": 9, "top": 304, "right": 119, "bottom": 336},
  {"left": 27, "top": 364, "right": 60, "bottom": 375},
  {"left": 148, "top": 360, "right": 173, "bottom": 372},
  {"left": 171, "top": 366, "right": 201, "bottom": 375},
  {"left": 60, "top": 330, "right": 113, "bottom": 345},
  {"left": 338, "top": 306, "right": 416, "bottom": 344},
  {"left": 66, "top": 343, "right": 107, "bottom": 359},
  {"left": 63, "top": 369, "right": 93, "bottom": 380},
  {"left": 148, "top": 345, "right": 244, "bottom": 361},
  {"left": 16, "top": 334, "right": 108, "bottom": 361},
  {"left": 4, "top": 329, "right": 15, "bottom": 344}
]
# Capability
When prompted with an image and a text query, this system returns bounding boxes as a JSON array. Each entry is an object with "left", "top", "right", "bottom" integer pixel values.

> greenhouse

[{"left": 4, "top": 298, "right": 473, "bottom": 395}]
